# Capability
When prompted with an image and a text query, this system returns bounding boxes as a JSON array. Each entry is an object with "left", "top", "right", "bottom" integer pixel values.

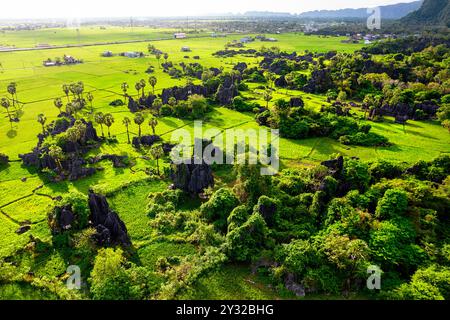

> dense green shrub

[
  {"left": 375, "top": 188, "right": 408, "bottom": 220},
  {"left": 226, "top": 213, "right": 268, "bottom": 262},
  {"left": 200, "top": 188, "right": 239, "bottom": 232}
]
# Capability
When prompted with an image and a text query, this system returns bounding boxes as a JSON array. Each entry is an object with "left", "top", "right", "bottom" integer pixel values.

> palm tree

[
  {"left": 94, "top": 112, "right": 105, "bottom": 137},
  {"left": 264, "top": 72, "right": 276, "bottom": 89},
  {"left": 103, "top": 113, "right": 114, "bottom": 138},
  {"left": 155, "top": 53, "right": 162, "bottom": 67},
  {"left": 54, "top": 98, "right": 63, "bottom": 114},
  {"left": 121, "top": 82, "right": 129, "bottom": 103},
  {"left": 263, "top": 90, "right": 273, "bottom": 109},
  {"left": 149, "top": 117, "right": 158, "bottom": 135},
  {"left": 1, "top": 97, "right": 12, "bottom": 122},
  {"left": 37, "top": 113, "right": 47, "bottom": 134},
  {"left": 149, "top": 144, "right": 164, "bottom": 176},
  {"left": 148, "top": 44, "right": 156, "bottom": 53},
  {"left": 285, "top": 73, "right": 294, "bottom": 94},
  {"left": 148, "top": 76, "right": 157, "bottom": 94},
  {"left": 163, "top": 53, "right": 169, "bottom": 64},
  {"left": 66, "top": 102, "right": 76, "bottom": 116},
  {"left": 66, "top": 121, "right": 86, "bottom": 155},
  {"left": 86, "top": 92, "right": 94, "bottom": 112},
  {"left": 7, "top": 82, "right": 17, "bottom": 110},
  {"left": 48, "top": 145, "right": 64, "bottom": 172},
  {"left": 168, "top": 97, "right": 177, "bottom": 107},
  {"left": 135, "top": 82, "right": 142, "bottom": 98},
  {"left": 62, "top": 84, "right": 70, "bottom": 102},
  {"left": 122, "top": 117, "right": 131, "bottom": 144},
  {"left": 152, "top": 98, "right": 163, "bottom": 116},
  {"left": 134, "top": 112, "right": 145, "bottom": 137},
  {"left": 139, "top": 79, "right": 146, "bottom": 98}
]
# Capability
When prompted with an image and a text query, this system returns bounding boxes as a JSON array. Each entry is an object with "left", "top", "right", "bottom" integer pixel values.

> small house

[
  {"left": 240, "top": 37, "right": 253, "bottom": 43},
  {"left": 174, "top": 33, "right": 187, "bottom": 39},
  {"left": 43, "top": 61, "right": 56, "bottom": 67},
  {"left": 123, "top": 52, "right": 141, "bottom": 58},
  {"left": 181, "top": 46, "right": 191, "bottom": 52},
  {"left": 102, "top": 51, "right": 113, "bottom": 57}
]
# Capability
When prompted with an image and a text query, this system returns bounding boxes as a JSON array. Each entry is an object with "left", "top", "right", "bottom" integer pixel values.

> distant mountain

[
  {"left": 298, "top": 1, "right": 423, "bottom": 19},
  {"left": 400, "top": 0, "right": 450, "bottom": 26},
  {"left": 243, "top": 11, "right": 292, "bottom": 17}
]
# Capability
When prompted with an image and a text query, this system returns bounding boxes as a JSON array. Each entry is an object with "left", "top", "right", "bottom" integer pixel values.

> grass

[{"left": 178, "top": 264, "right": 284, "bottom": 300}]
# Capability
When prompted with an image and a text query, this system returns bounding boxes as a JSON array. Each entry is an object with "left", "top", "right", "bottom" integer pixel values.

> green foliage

[
  {"left": 200, "top": 188, "right": 239, "bottom": 232},
  {"left": 89, "top": 248, "right": 133, "bottom": 300},
  {"left": 375, "top": 188, "right": 409, "bottom": 220},
  {"left": 226, "top": 213, "right": 269, "bottom": 262},
  {"left": 227, "top": 205, "right": 251, "bottom": 232},
  {"left": 343, "top": 158, "right": 371, "bottom": 192},
  {"left": 89, "top": 248, "right": 161, "bottom": 300},
  {"left": 47, "top": 191, "right": 89, "bottom": 233}
]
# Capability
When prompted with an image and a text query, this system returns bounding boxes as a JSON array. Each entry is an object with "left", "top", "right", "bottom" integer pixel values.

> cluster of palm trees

[
  {"left": 1, "top": 82, "right": 21, "bottom": 125},
  {"left": 147, "top": 44, "right": 168, "bottom": 69},
  {"left": 121, "top": 76, "right": 158, "bottom": 103},
  {"left": 93, "top": 111, "right": 158, "bottom": 142},
  {"left": 55, "top": 82, "right": 95, "bottom": 116}
]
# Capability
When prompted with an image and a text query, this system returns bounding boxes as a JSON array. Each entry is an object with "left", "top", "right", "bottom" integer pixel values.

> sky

[{"left": 0, "top": 0, "right": 420, "bottom": 19}]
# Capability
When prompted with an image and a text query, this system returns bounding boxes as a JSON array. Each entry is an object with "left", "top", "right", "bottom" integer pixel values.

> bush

[
  {"left": 109, "top": 99, "right": 125, "bottom": 106},
  {"left": 89, "top": 248, "right": 133, "bottom": 300},
  {"left": 0, "top": 153, "right": 8, "bottom": 166},
  {"left": 254, "top": 196, "right": 280, "bottom": 228},
  {"left": 160, "top": 104, "right": 173, "bottom": 117},
  {"left": 227, "top": 205, "right": 251, "bottom": 232},
  {"left": 200, "top": 188, "right": 239, "bottom": 232},
  {"left": 232, "top": 96, "right": 254, "bottom": 112},
  {"left": 375, "top": 188, "right": 408, "bottom": 220},
  {"left": 226, "top": 213, "right": 268, "bottom": 262},
  {"left": 369, "top": 160, "right": 404, "bottom": 181},
  {"left": 343, "top": 159, "right": 371, "bottom": 192}
]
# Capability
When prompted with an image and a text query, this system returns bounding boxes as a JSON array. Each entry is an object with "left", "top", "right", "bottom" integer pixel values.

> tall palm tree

[
  {"left": 148, "top": 76, "right": 157, "bottom": 94},
  {"left": 134, "top": 112, "right": 145, "bottom": 137},
  {"left": 48, "top": 145, "right": 64, "bottom": 172},
  {"left": 103, "top": 113, "right": 114, "bottom": 138},
  {"left": 147, "top": 44, "right": 156, "bottom": 53},
  {"left": 66, "top": 102, "right": 76, "bottom": 116},
  {"left": 37, "top": 113, "right": 47, "bottom": 134},
  {"left": 62, "top": 84, "right": 70, "bottom": 102},
  {"left": 1, "top": 97, "right": 12, "bottom": 122},
  {"left": 139, "top": 79, "right": 146, "bottom": 98},
  {"left": 54, "top": 98, "right": 63, "bottom": 114},
  {"left": 122, "top": 117, "right": 131, "bottom": 144},
  {"left": 149, "top": 144, "right": 164, "bottom": 176},
  {"left": 155, "top": 53, "right": 162, "bottom": 67},
  {"left": 149, "top": 117, "right": 158, "bottom": 135},
  {"left": 121, "top": 82, "right": 129, "bottom": 103},
  {"left": 7, "top": 82, "right": 17, "bottom": 110},
  {"left": 152, "top": 98, "right": 163, "bottom": 117},
  {"left": 263, "top": 90, "right": 273, "bottom": 109},
  {"left": 86, "top": 92, "right": 94, "bottom": 112},
  {"left": 135, "top": 82, "right": 142, "bottom": 98},
  {"left": 94, "top": 112, "right": 105, "bottom": 137}
]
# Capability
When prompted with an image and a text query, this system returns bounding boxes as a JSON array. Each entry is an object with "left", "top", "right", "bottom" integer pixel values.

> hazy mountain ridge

[{"left": 298, "top": 1, "right": 423, "bottom": 19}]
